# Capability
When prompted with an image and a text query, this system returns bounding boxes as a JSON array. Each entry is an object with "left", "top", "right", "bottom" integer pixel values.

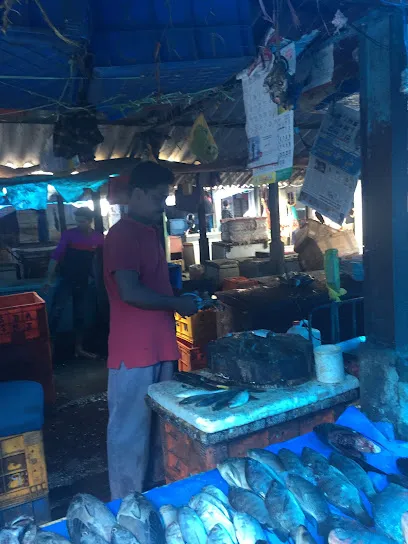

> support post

[
  {"left": 92, "top": 190, "right": 104, "bottom": 234},
  {"left": 37, "top": 210, "right": 49, "bottom": 243},
  {"left": 268, "top": 183, "right": 285, "bottom": 274},
  {"left": 56, "top": 194, "right": 67, "bottom": 232},
  {"left": 358, "top": 10, "right": 408, "bottom": 437},
  {"left": 197, "top": 173, "right": 210, "bottom": 264}
]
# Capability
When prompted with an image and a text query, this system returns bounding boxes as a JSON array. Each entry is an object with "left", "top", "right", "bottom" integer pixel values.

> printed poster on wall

[{"left": 300, "top": 155, "right": 358, "bottom": 225}]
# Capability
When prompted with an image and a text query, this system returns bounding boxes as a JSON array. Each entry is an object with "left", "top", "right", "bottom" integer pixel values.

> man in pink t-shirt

[{"left": 103, "top": 162, "right": 197, "bottom": 499}]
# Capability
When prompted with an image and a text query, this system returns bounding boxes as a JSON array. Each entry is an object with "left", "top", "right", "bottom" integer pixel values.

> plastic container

[
  {"left": 204, "top": 260, "right": 239, "bottom": 289},
  {"left": 314, "top": 344, "right": 345, "bottom": 383},
  {"left": 189, "top": 264, "right": 204, "bottom": 281},
  {"left": 0, "top": 496, "right": 50, "bottom": 526},
  {"left": 175, "top": 310, "right": 217, "bottom": 347},
  {"left": 168, "top": 263, "right": 182, "bottom": 291},
  {"left": 0, "top": 292, "right": 48, "bottom": 345},
  {"left": 177, "top": 340, "right": 207, "bottom": 372},
  {"left": 287, "top": 320, "right": 321, "bottom": 348},
  {"left": 169, "top": 219, "right": 188, "bottom": 236},
  {"left": 324, "top": 249, "right": 341, "bottom": 292}
]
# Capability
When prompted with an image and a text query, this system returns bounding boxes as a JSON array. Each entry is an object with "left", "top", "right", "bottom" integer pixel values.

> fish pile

[
  {"left": 178, "top": 389, "right": 252, "bottom": 411},
  {"left": 3, "top": 423, "right": 408, "bottom": 544}
]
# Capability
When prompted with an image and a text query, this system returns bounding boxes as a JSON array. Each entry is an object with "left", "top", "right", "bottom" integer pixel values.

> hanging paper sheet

[{"left": 300, "top": 155, "right": 358, "bottom": 225}]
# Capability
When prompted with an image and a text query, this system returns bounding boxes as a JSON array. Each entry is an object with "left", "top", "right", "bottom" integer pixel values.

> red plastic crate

[
  {"left": 222, "top": 276, "right": 260, "bottom": 291},
  {"left": 177, "top": 340, "right": 207, "bottom": 372},
  {"left": 0, "top": 293, "right": 48, "bottom": 345}
]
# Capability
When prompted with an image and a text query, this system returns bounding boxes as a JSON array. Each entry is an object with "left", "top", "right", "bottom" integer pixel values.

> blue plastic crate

[
  {"left": 0, "top": 381, "right": 44, "bottom": 438},
  {"left": 195, "top": 26, "right": 255, "bottom": 59},
  {"left": 0, "top": 496, "right": 50, "bottom": 527},
  {"left": 154, "top": 0, "right": 194, "bottom": 26}
]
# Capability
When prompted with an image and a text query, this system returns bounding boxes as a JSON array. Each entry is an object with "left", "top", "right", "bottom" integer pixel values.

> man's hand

[{"left": 173, "top": 295, "right": 199, "bottom": 317}]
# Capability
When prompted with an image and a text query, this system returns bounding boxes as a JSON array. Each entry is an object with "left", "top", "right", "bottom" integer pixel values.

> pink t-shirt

[{"left": 103, "top": 216, "right": 179, "bottom": 369}]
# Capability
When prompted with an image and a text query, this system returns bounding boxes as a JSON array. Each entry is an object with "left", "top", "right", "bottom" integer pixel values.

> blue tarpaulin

[{"left": 44, "top": 407, "right": 408, "bottom": 543}]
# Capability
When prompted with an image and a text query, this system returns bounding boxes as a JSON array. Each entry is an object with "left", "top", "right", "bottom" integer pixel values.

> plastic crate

[
  {"left": 177, "top": 340, "right": 207, "bottom": 372},
  {"left": 0, "top": 496, "right": 50, "bottom": 526},
  {"left": 0, "top": 292, "right": 48, "bottom": 345},
  {"left": 222, "top": 276, "right": 260, "bottom": 291},
  {"left": 0, "top": 431, "right": 48, "bottom": 510},
  {"left": 175, "top": 310, "right": 217, "bottom": 347}
]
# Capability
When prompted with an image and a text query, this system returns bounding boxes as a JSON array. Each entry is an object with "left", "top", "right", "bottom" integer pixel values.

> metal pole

[
  {"left": 56, "top": 194, "right": 67, "bottom": 232},
  {"left": 197, "top": 173, "right": 210, "bottom": 264},
  {"left": 268, "top": 183, "right": 285, "bottom": 274},
  {"left": 92, "top": 190, "right": 104, "bottom": 234}
]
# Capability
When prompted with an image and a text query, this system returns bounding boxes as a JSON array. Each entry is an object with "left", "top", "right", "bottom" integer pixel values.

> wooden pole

[
  {"left": 56, "top": 194, "right": 67, "bottom": 232},
  {"left": 92, "top": 190, "right": 104, "bottom": 234},
  {"left": 197, "top": 173, "right": 210, "bottom": 264}
]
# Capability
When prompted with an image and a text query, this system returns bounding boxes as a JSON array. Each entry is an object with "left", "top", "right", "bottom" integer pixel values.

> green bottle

[{"left": 325, "top": 248, "right": 340, "bottom": 293}]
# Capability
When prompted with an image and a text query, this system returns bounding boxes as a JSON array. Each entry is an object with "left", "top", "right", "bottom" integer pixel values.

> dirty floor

[{"left": 43, "top": 333, "right": 110, "bottom": 520}]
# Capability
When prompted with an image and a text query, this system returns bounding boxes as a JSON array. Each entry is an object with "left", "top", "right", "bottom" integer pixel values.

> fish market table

[{"left": 147, "top": 375, "right": 359, "bottom": 483}]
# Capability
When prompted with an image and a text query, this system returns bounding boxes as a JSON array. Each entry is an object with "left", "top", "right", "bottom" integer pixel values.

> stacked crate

[
  {"left": 175, "top": 310, "right": 217, "bottom": 372},
  {"left": 0, "top": 292, "right": 55, "bottom": 404}
]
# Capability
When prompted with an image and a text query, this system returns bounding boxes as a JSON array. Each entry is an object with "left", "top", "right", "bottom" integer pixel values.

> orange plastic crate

[
  {"left": 177, "top": 340, "right": 207, "bottom": 372},
  {"left": 175, "top": 310, "right": 217, "bottom": 347},
  {"left": 0, "top": 293, "right": 48, "bottom": 345},
  {"left": 222, "top": 276, "right": 260, "bottom": 291}
]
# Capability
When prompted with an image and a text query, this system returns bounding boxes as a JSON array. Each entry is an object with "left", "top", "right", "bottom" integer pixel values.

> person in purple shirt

[{"left": 45, "top": 207, "right": 104, "bottom": 358}]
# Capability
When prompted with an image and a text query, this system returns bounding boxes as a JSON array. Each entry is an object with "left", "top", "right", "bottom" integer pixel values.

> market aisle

[{"left": 43, "top": 352, "right": 109, "bottom": 520}]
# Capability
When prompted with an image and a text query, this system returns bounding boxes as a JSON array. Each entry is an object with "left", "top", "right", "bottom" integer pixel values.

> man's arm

[{"left": 115, "top": 270, "right": 197, "bottom": 316}]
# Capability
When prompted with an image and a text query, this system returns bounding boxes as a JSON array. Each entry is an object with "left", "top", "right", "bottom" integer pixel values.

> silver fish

[
  {"left": 79, "top": 530, "right": 108, "bottom": 544},
  {"left": 0, "top": 529, "right": 23, "bottom": 544},
  {"left": 285, "top": 473, "right": 331, "bottom": 536},
  {"left": 277, "top": 448, "right": 315, "bottom": 483},
  {"left": 372, "top": 483, "right": 408, "bottom": 542},
  {"left": 207, "top": 525, "right": 234, "bottom": 544},
  {"left": 309, "top": 461, "right": 372, "bottom": 526},
  {"left": 247, "top": 449, "right": 286, "bottom": 485},
  {"left": 160, "top": 505, "right": 178, "bottom": 530},
  {"left": 265, "top": 479, "right": 305, "bottom": 541},
  {"left": 212, "top": 390, "right": 250, "bottom": 411},
  {"left": 328, "top": 528, "right": 395, "bottom": 544},
  {"left": 202, "top": 487, "right": 230, "bottom": 511},
  {"left": 218, "top": 458, "right": 250, "bottom": 489},
  {"left": 178, "top": 506, "right": 206, "bottom": 544},
  {"left": 117, "top": 492, "right": 165, "bottom": 544},
  {"left": 6, "top": 518, "right": 37, "bottom": 544},
  {"left": 189, "top": 492, "right": 231, "bottom": 521},
  {"left": 66, "top": 494, "right": 116, "bottom": 544},
  {"left": 189, "top": 494, "right": 236, "bottom": 542},
  {"left": 301, "top": 448, "right": 330, "bottom": 474},
  {"left": 295, "top": 526, "right": 317, "bottom": 544},
  {"left": 111, "top": 525, "right": 141, "bottom": 544},
  {"left": 34, "top": 533, "right": 71, "bottom": 544},
  {"left": 233, "top": 513, "right": 265, "bottom": 544},
  {"left": 402, "top": 511, "right": 408, "bottom": 544},
  {"left": 245, "top": 458, "right": 276, "bottom": 498},
  {"left": 228, "top": 488, "right": 271, "bottom": 527},
  {"left": 330, "top": 452, "right": 376, "bottom": 499},
  {"left": 165, "top": 522, "right": 184, "bottom": 544}
]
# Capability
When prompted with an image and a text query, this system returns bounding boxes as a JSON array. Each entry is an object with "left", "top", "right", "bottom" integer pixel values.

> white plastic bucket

[
  {"left": 314, "top": 344, "right": 345, "bottom": 384},
  {"left": 287, "top": 320, "right": 321, "bottom": 348}
]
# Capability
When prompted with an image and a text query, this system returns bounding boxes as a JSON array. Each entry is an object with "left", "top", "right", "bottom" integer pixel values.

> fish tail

[{"left": 355, "top": 507, "right": 373, "bottom": 527}]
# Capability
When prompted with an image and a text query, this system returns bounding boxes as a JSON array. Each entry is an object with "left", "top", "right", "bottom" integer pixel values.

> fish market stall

[{"left": 9, "top": 407, "right": 408, "bottom": 544}]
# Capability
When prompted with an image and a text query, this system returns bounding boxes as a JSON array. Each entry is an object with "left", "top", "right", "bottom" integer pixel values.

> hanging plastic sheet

[
  {"left": 6, "top": 182, "right": 48, "bottom": 210},
  {"left": 53, "top": 178, "right": 106, "bottom": 203}
]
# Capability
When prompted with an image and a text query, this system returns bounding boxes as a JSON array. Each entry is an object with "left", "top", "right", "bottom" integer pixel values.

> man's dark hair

[
  {"left": 223, "top": 200, "right": 229, "bottom": 207},
  {"left": 74, "top": 207, "right": 94, "bottom": 221},
  {"left": 128, "top": 161, "right": 174, "bottom": 194}
]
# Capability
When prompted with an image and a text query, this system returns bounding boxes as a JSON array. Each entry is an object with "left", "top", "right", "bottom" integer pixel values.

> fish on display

[
  {"left": 402, "top": 511, "right": 408, "bottom": 543},
  {"left": 79, "top": 530, "right": 109, "bottom": 544},
  {"left": 302, "top": 449, "right": 372, "bottom": 526},
  {"left": 202, "top": 486, "right": 231, "bottom": 511},
  {"left": 265, "top": 479, "right": 305, "bottom": 542},
  {"left": 314, "top": 423, "right": 382, "bottom": 459},
  {"left": 285, "top": 473, "right": 331, "bottom": 537},
  {"left": 372, "top": 483, "right": 408, "bottom": 542},
  {"left": 212, "top": 390, "right": 250, "bottom": 411},
  {"left": 159, "top": 505, "right": 178, "bottom": 529},
  {"left": 188, "top": 493, "right": 235, "bottom": 540},
  {"left": 189, "top": 492, "right": 231, "bottom": 521},
  {"left": 330, "top": 452, "right": 376, "bottom": 499},
  {"left": 179, "top": 391, "right": 225, "bottom": 407},
  {"left": 328, "top": 528, "right": 396, "bottom": 544},
  {"left": 164, "top": 522, "right": 184, "bottom": 544},
  {"left": 397, "top": 458, "right": 408, "bottom": 478},
  {"left": 0, "top": 529, "right": 24, "bottom": 544},
  {"left": 66, "top": 494, "right": 116, "bottom": 544},
  {"left": 277, "top": 448, "right": 315, "bottom": 483},
  {"left": 247, "top": 450, "right": 286, "bottom": 485},
  {"left": 34, "top": 533, "right": 71, "bottom": 544},
  {"left": 245, "top": 458, "right": 277, "bottom": 498},
  {"left": 233, "top": 513, "right": 266, "bottom": 544},
  {"left": 207, "top": 524, "right": 234, "bottom": 544},
  {"left": 218, "top": 458, "right": 250, "bottom": 489},
  {"left": 117, "top": 492, "right": 165, "bottom": 544},
  {"left": 177, "top": 506, "right": 207, "bottom": 544},
  {"left": 228, "top": 488, "right": 271, "bottom": 528},
  {"left": 111, "top": 525, "right": 141, "bottom": 544},
  {"left": 294, "top": 526, "right": 317, "bottom": 544}
]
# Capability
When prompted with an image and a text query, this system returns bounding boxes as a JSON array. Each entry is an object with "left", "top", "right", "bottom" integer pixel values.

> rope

[{"left": 32, "top": 0, "right": 80, "bottom": 48}]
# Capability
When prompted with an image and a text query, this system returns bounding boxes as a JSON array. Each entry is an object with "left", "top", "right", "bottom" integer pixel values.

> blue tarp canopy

[{"left": 0, "top": 0, "right": 256, "bottom": 119}]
